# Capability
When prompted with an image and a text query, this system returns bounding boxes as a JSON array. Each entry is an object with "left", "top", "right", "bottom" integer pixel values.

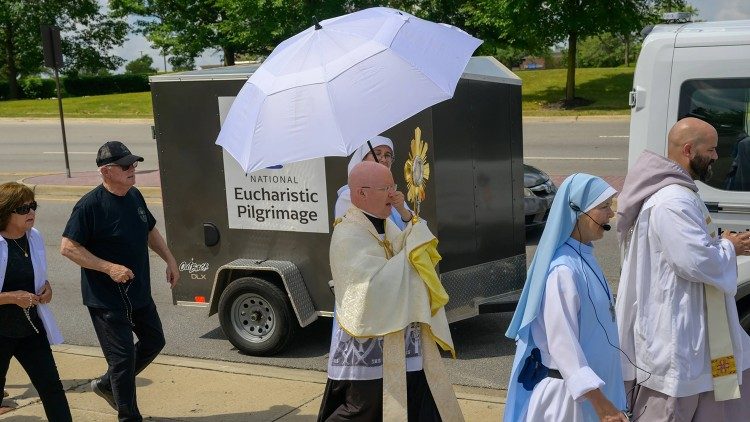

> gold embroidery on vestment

[{"left": 712, "top": 355, "right": 738, "bottom": 377}]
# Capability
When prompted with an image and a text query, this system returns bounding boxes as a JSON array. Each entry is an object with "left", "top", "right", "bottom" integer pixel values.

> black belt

[{"left": 547, "top": 369, "right": 563, "bottom": 379}]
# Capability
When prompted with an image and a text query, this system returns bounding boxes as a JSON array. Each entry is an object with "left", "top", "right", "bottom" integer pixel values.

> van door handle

[
  {"left": 719, "top": 204, "right": 750, "bottom": 215},
  {"left": 705, "top": 202, "right": 722, "bottom": 212},
  {"left": 707, "top": 202, "right": 750, "bottom": 215}
]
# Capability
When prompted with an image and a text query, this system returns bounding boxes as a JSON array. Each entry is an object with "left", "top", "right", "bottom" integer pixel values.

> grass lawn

[
  {"left": 518, "top": 67, "right": 635, "bottom": 116},
  {"left": 0, "top": 67, "right": 635, "bottom": 118},
  {"left": 0, "top": 92, "right": 152, "bottom": 119}
]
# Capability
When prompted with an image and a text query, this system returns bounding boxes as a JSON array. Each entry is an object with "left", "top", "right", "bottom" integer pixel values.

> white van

[{"left": 628, "top": 20, "right": 750, "bottom": 330}]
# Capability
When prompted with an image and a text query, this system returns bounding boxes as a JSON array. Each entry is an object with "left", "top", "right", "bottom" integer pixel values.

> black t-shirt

[
  {"left": 63, "top": 185, "right": 156, "bottom": 310},
  {"left": 0, "top": 234, "right": 42, "bottom": 338}
]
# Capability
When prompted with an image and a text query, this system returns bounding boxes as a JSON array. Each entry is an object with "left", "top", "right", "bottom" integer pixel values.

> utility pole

[{"left": 40, "top": 25, "right": 71, "bottom": 178}]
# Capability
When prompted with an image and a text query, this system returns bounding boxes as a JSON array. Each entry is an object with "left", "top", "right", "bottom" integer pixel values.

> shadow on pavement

[
  {"left": 156, "top": 405, "right": 309, "bottom": 421},
  {"left": 446, "top": 313, "right": 516, "bottom": 361}
]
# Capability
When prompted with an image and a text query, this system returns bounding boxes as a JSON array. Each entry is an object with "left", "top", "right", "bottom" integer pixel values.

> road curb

[
  {"left": 0, "top": 117, "right": 154, "bottom": 124},
  {"left": 20, "top": 180, "right": 163, "bottom": 201},
  {"left": 523, "top": 115, "right": 630, "bottom": 122}
]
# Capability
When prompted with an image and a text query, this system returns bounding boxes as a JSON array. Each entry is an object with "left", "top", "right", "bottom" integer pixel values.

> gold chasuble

[{"left": 330, "top": 207, "right": 463, "bottom": 421}]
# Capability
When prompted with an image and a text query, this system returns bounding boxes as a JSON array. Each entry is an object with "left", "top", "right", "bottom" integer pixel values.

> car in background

[{"left": 524, "top": 164, "right": 557, "bottom": 232}]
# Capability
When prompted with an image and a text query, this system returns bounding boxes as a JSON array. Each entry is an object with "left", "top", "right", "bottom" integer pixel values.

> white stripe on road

[
  {"left": 526, "top": 157, "right": 623, "bottom": 161},
  {"left": 43, "top": 151, "right": 96, "bottom": 154},
  {"left": 598, "top": 135, "right": 629, "bottom": 138}
]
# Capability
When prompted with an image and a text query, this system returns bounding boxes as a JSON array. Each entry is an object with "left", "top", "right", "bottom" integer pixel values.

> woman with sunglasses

[
  {"left": 0, "top": 182, "right": 71, "bottom": 420},
  {"left": 334, "top": 136, "right": 413, "bottom": 228}
]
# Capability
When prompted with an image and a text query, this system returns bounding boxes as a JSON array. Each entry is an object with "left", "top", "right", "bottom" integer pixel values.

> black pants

[
  {"left": 317, "top": 370, "right": 442, "bottom": 422},
  {"left": 89, "top": 300, "right": 165, "bottom": 422},
  {"left": 0, "top": 331, "right": 72, "bottom": 421}
]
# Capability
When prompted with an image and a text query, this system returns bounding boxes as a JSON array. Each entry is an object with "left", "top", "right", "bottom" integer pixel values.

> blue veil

[{"left": 504, "top": 173, "right": 616, "bottom": 422}]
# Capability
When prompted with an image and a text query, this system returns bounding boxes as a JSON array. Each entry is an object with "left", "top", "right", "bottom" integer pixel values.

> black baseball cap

[{"left": 96, "top": 141, "right": 144, "bottom": 167}]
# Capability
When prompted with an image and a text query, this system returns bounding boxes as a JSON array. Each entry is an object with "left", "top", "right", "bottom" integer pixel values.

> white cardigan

[{"left": 0, "top": 228, "right": 63, "bottom": 344}]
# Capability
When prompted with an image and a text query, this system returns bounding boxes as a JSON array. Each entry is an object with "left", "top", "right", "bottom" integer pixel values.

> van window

[{"left": 679, "top": 79, "right": 750, "bottom": 192}]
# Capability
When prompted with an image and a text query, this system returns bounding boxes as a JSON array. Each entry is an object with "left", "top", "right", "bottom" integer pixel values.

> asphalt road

[
  {"left": 0, "top": 119, "right": 158, "bottom": 174},
  {"left": 0, "top": 118, "right": 630, "bottom": 390}
]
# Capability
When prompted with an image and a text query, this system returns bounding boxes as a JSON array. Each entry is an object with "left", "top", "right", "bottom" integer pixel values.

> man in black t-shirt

[{"left": 61, "top": 141, "right": 179, "bottom": 422}]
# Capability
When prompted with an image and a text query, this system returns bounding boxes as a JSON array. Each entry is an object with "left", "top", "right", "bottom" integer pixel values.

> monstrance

[{"left": 404, "top": 127, "right": 430, "bottom": 223}]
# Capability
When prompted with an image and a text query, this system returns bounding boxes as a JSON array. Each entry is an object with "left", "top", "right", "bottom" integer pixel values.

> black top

[
  {"left": 0, "top": 234, "right": 42, "bottom": 338},
  {"left": 63, "top": 185, "right": 156, "bottom": 310}
]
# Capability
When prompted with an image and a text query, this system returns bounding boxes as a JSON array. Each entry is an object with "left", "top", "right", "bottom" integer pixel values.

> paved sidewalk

[{"left": 1, "top": 344, "right": 505, "bottom": 421}]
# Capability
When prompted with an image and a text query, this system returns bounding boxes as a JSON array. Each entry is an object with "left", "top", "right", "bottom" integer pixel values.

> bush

[
  {"left": 63, "top": 74, "right": 150, "bottom": 96},
  {"left": 20, "top": 77, "right": 57, "bottom": 99}
]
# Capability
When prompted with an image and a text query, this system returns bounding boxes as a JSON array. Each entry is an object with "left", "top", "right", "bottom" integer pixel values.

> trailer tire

[{"left": 218, "top": 277, "right": 296, "bottom": 356}]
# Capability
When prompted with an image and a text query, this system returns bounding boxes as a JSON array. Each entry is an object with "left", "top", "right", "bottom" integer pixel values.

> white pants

[{"left": 525, "top": 378, "right": 587, "bottom": 422}]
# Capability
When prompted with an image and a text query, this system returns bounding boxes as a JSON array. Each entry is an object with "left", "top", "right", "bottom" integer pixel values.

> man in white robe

[
  {"left": 317, "top": 161, "right": 462, "bottom": 421},
  {"left": 616, "top": 117, "right": 750, "bottom": 420}
]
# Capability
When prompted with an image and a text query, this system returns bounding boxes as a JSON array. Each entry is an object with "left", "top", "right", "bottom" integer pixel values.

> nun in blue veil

[{"left": 504, "top": 174, "right": 627, "bottom": 422}]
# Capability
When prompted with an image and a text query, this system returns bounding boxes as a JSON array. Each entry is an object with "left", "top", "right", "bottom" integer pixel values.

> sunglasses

[
  {"left": 13, "top": 201, "right": 38, "bottom": 215},
  {"left": 105, "top": 162, "right": 138, "bottom": 171}
]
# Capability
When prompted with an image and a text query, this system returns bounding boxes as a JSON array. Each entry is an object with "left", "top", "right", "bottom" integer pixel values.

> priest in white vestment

[
  {"left": 616, "top": 117, "right": 750, "bottom": 420},
  {"left": 318, "top": 161, "right": 462, "bottom": 421}
]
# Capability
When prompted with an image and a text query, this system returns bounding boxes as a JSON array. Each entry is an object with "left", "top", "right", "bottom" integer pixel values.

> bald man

[
  {"left": 615, "top": 117, "right": 750, "bottom": 420},
  {"left": 317, "top": 162, "right": 463, "bottom": 421}
]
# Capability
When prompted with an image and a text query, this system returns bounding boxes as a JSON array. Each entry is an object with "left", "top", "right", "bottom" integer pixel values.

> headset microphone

[{"left": 570, "top": 202, "right": 611, "bottom": 231}]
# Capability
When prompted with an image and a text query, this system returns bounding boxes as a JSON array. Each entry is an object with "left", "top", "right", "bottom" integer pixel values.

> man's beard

[{"left": 689, "top": 154, "right": 714, "bottom": 182}]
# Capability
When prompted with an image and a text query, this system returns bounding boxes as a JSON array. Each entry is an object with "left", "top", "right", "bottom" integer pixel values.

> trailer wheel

[{"left": 218, "top": 277, "right": 296, "bottom": 356}]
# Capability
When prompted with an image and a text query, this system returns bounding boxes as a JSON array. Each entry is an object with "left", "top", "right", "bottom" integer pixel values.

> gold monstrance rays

[{"left": 404, "top": 127, "right": 430, "bottom": 222}]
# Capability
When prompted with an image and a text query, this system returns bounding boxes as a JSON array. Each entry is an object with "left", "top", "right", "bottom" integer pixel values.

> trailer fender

[{"left": 207, "top": 259, "right": 317, "bottom": 328}]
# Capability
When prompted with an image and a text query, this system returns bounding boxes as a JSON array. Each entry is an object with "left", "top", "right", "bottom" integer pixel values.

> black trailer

[{"left": 149, "top": 56, "right": 526, "bottom": 355}]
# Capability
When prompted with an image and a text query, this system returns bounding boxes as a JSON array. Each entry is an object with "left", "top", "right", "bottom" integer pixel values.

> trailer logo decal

[
  {"left": 218, "top": 96, "right": 330, "bottom": 233},
  {"left": 180, "top": 259, "right": 210, "bottom": 280}
]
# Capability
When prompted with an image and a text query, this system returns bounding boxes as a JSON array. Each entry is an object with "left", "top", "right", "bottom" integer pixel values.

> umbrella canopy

[{"left": 216, "top": 6, "right": 482, "bottom": 173}]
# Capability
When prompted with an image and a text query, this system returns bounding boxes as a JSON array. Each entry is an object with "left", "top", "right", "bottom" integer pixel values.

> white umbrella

[{"left": 216, "top": 6, "right": 482, "bottom": 174}]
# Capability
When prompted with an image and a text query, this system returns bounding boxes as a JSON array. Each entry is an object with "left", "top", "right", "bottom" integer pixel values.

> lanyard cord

[
  {"left": 564, "top": 236, "right": 651, "bottom": 421},
  {"left": 564, "top": 242, "right": 612, "bottom": 303}
]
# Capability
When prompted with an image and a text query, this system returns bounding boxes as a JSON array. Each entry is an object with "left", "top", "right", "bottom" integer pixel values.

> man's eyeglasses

[
  {"left": 361, "top": 184, "right": 398, "bottom": 193},
  {"left": 105, "top": 162, "right": 138, "bottom": 171},
  {"left": 13, "top": 201, "right": 38, "bottom": 215}
]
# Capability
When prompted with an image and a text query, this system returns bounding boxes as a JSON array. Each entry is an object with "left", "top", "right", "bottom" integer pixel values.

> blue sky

[{"left": 107, "top": 0, "right": 750, "bottom": 73}]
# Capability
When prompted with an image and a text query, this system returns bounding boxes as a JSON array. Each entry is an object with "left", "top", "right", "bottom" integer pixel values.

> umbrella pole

[{"left": 367, "top": 140, "right": 380, "bottom": 164}]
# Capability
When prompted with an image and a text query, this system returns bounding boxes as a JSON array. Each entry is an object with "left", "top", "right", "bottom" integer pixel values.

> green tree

[
  {"left": 111, "top": 0, "right": 267, "bottom": 67},
  {"left": 125, "top": 55, "right": 157, "bottom": 74},
  {"left": 576, "top": 33, "right": 639, "bottom": 68},
  {"left": 463, "top": 0, "right": 648, "bottom": 105},
  {"left": 110, "top": 1, "right": 474, "bottom": 70},
  {"left": 647, "top": 0, "right": 698, "bottom": 22},
  {"left": 0, "top": 0, "right": 127, "bottom": 99}
]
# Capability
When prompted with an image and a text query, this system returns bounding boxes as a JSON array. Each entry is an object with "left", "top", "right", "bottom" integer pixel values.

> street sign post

[{"left": 40, "top": 24, "right": 71, "bottom": 178}]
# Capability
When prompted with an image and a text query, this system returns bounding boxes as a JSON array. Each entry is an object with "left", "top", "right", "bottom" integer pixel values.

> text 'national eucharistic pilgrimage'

[{"left": 218, "top": 97, "right": 330, "bottom": 233}]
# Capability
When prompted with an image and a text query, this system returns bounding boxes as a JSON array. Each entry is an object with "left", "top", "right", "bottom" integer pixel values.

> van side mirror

[{"left": 203, "top": 222, "right": 220, "bottom": 247}]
